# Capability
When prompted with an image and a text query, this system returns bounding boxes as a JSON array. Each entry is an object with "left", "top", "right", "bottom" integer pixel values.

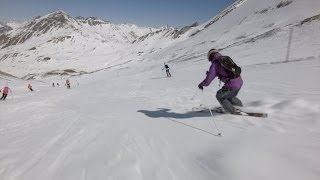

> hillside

[
  {"left": 0, "top": 10, "right": 155, "bottom": 78},
  {"left": 0, "top": 0, "right": 320, "bottom": 179}
]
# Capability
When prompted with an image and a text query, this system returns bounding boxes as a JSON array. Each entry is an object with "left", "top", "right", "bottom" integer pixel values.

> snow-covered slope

[
  {"left": 0, "top": 1, "right": 320, "bottom": 179},
  {"left": 144, "top": 0, "right": 320, "bottom": 67},
  {"left": 0, "top": 51, "right": 319, "bottom": 180}
]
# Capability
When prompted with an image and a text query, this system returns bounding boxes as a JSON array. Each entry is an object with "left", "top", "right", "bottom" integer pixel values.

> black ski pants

[{"left": 0, "top": 93, "right": 8, "bottom": 100}]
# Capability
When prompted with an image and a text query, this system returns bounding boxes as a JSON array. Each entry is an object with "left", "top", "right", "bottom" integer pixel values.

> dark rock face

[
  {"left": 0, "top": 11, "right": 78, "bottom": 49},
  {"left": 0, "top": 22, "right": 13, "bottom": 33}
]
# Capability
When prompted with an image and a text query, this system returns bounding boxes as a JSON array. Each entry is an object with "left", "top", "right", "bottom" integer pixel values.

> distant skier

[
  {"left": 198, "top": 48, "right": 243, "bottom": 114},
  {"left": 52, "top": 82, "right": 55, "bottom": 87},
  {"left": 162, "top": 63, "right": 172, "bottom": 77},
  {"left": 28, "top": 84, "right": 33, "bottom": 91},
  {"left": 0, "top": 85, "right": 12, "bottom": 100},
  {"left": 57, "top": 83, "right": 60, "bottom": 86},
  {"left": 65, "top": 79, "right": 71, "bottom": 89}
]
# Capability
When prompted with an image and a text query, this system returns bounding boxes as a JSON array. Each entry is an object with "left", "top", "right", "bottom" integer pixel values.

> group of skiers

[
  {"left": 52, "top": 79, "right": 73, "bottom": 88},
  {"left": 52, "top": 82, "right": 60, "bottom": 87},
  {"left": 0, "top": 84, "right": 33, "bottom": 101},
  {"left": 0, "top": 78, "right": 75, "bottom": 101},
  {"left": 52, "top": 79, "right": 78, "bottom": 88},
  {"left": 2, "top": 49, "right": 242, "bottom": 114}
]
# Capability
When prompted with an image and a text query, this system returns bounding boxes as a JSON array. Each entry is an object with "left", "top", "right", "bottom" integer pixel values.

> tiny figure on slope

[
  {"left": 198, "top": 48, "right": 243, "bottom": 114},
  {"left": 0, "top": 85, "right": 12, "bottom": 100},
  {"left": 65, "top": 79, "right": 71, "bottom": 89},
  {"left": 52, "top": 82, "right": 55, "bottom": 87},
  {"left": 162, "top": 63, "right": 172, "bottom": 77},
  {"left": 28, "top": 84, "right": 33, "bottom": 91}
]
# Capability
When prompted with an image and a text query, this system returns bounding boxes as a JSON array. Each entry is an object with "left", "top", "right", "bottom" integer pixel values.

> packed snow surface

[
  {"left": 1, "top": 55, "right": 319, "bottom": 180},
  {"left": 1, "top": 0, "right": 320, "bottom": 179}
]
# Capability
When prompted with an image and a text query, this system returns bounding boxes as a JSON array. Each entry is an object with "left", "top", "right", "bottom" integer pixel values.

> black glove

[{"left": 198, "top": 83, "right": 203, "bottom": 90}]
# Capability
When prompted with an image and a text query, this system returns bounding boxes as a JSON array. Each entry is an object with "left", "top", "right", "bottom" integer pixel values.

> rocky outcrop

[
  {"left": 0, "top": 11, "right": 79, "bottom": 49},
  {"left": 76, "top": 16, "right": 110, "bottom": 26},
  {"left": 0, "top": 22, "right": 13, "bottom": 33}
]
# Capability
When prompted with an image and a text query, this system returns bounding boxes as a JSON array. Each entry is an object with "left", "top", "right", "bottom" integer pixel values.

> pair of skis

[{"left": 192, "top": 105, "right": 267, "bottom": 118}]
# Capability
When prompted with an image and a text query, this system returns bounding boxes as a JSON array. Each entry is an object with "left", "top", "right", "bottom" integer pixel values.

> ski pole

[
  {"left": 201, "top": 91, "right": 222, "bottom": 136},
  {"left": 190, "top": 88, "right": 199, "bottom": 100},
  {"left": 166, "top": 117, "right": 222, "bottom": 137}
]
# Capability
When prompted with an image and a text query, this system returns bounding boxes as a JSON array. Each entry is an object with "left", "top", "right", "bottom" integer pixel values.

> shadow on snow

[
  {"left": 138, "top": 108, "right": 222, "bottom": 137},
  {"left": 137, "top": 108, "right": 221, "bottom": 119}
]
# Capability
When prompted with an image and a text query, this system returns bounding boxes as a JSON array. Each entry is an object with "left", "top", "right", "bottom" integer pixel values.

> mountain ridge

[{"left": 1, "top": 0, "right": 320, "bottom": 79}]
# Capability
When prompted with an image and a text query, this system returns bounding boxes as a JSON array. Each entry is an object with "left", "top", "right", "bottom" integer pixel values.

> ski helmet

[{"left": 207, "top": 48, "right": 218, "bottom": 61}]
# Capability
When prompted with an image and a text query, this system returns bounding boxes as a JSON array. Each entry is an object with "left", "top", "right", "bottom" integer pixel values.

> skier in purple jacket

[{"left": 198, "top": 49, "right": 243, "bottom": 114}]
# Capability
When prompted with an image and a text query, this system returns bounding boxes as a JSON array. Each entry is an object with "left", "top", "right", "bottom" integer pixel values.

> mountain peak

[
  {"left": 0, "top": 10, "right": 78, "bottom": 49},
  {"left": 47, "top": 10, "right": 67, "bottom": 17},
  {"left": 41, "top": 10, "right": 72, "bottom": 23}
]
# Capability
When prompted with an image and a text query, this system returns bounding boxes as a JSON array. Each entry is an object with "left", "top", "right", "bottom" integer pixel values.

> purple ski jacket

[{"left": 199, "top": 52, "right": 243, "bottom": 90}]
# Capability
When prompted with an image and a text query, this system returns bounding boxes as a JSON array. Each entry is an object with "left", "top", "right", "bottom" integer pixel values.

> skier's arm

[{"left": 200, "top": 63, "right": 217, "bottom": 87}]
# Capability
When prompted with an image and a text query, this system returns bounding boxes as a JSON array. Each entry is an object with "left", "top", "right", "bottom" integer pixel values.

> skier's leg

[
  {"left": 220, "top": 99, "right": 236, "bottom": 113},
  {"left": 216, "top": 88, "right": 239, "bottom": 113},
  {"left": 3, "top": 94, "right": 7, "bottom": 100},
  {"left": 0, "top": 93, "right": 4, "bottom": 100},
  {"left": 228, "top": 89, "right": 243, "bottom": 107},
  {"left": 230, "top": 97, "right": 243, "bottom": 107}
]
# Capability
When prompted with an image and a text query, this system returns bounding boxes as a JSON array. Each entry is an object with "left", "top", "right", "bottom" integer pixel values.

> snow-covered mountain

[
  {"left": 0, "top": 10, "right": 153, "bottom": 49},
  {"left": 145, "top": 0, "right": 320, "bottom": 66},
  {"left": 0, "top": 0, "right": 320, "bottom": 79},
  {"left": 0, "top": 10, "right": 157, "bottom": 78}
]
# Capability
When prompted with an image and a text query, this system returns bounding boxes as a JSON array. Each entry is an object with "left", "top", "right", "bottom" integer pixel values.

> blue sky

[{"left": 0, "top": 0, "right": 236, "bottom": 28}]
